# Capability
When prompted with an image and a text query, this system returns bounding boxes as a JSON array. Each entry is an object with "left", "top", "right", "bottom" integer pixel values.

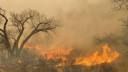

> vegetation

[
  {"left": 0, "top": 8, "right": 57, "bottom": 56},
  {"left": 0, "top": 0, "right": 127, "bottom": 72}
]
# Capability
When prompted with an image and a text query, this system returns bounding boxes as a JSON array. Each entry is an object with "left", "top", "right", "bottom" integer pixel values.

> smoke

[{"left": 0, "top": 0, "right": 122, "bottom": 49}]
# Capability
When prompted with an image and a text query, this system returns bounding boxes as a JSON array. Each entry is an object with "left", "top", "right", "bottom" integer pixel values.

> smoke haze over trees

[
  {"left": 0, "top": 8, "right": 57, "bottom": 56},
  {"left": 0, "top": 0, "right": 127, "bottom": 72}
]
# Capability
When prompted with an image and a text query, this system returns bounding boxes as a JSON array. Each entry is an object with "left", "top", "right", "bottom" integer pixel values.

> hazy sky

[{"left": 0, "top": 0, "right": 123, "bottom": 48}]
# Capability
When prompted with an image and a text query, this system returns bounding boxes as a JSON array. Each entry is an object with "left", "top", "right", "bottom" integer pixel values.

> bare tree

[
  {"left": 112, "top": 0, "right": 128, "bottom": 10},
  {"left": 0, "top": 8, "right": 11, "bottom": 54},
  {"left": 0, "top": 8, "right": 57, "bottom": 56},
  {"left": 112, "top": 0, "right": 128, "bottom": 45},
  {"left": 93, "top": 34, "right": 121, "bottom": 46}
]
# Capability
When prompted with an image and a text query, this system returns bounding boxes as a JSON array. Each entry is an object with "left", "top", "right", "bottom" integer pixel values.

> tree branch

[
  {"left": 0, "top": 12, "right": 11, "bottom": 52},
  {"left": 19, "top": 22, "right": 56, "bottom": 51},
  {"left": 12, "top": 15, "right": 32, "bottom": 50},
  {"left": 0, "top": 29, "right": 4, "bottom": 33},
  {"left": 0, "top": 29, "right": 4, "bottom": 37},
  {"left": 0, "top": 33, "right": 4, "bottom": 37},
  {"left": 20, "top": 29, "right": 36, "bottom": 50}
]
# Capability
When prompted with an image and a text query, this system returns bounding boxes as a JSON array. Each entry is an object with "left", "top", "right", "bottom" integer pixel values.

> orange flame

[
  {"left": 25, "top": 43, "right": 120, "bottom": 67},
  {"left": 74, "top": 44, "right": 120, "bottom": 67},
  {"left": 43, "top": 47, "right": 72, "bottom": 62},
  {"left": 25, "top": 43, "right": 72, "bottom": 63},
  {"left": 42, "top": 47, "right": 73, "bottom": 67}
]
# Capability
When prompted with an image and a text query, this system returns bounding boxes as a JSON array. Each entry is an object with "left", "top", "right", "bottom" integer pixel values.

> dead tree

[
  {"left": 0, "top": 8, "right": 11, "bottom": 55},
  {"left": 112, "top": 0, "right": 128, "bottom": 10},
  {"left": 0, "top": 8, "right": 57, "bottom": 56}
]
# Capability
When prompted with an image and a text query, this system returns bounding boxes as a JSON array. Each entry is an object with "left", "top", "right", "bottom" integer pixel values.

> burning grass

[
  {"left": 0, "top": 44, "right": 120, "bottom": 72},
  {"left": 23, "top": 43, "right": 120, "bottom": 72},
  {"left": 25, "top": 43, "right": 120, "bottom": 67},
  {"left": 74, "top": 44, "right": 120, "bottom": 67}
]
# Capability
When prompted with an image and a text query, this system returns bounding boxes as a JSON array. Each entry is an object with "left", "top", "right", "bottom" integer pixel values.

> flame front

[
  {"left": 74, "top": 44, "right": 120, "bottom": 67},
  {"left": 25, "top": 43, "right": 120, "bottom": 67},
  {"left": 43, "top": 47, "right": 72, "bottom": 61},
  {"left": 25, "top": 43, "right": 73, "bottom": 65}
]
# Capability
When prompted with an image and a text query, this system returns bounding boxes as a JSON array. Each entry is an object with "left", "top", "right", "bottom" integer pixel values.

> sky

[{"left": 0, "top": 0, "right": 123, "bottom": 48}]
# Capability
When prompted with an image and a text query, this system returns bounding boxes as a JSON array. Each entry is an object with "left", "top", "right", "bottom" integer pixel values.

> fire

[
  {"left": 74, "top": 44, "right": 120, "bottom": 67},
  {"left": 25, "top": 43, "right": 73, "bottom": 63},
  {"left": 43, "top": 47, "right": 72, "bottom": 62},
  {"left": 41, "top": 47, "right": 73, "bottom": 67},
  {"left": 25, "top": 43, "right": 120, "bottom": 67}
]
